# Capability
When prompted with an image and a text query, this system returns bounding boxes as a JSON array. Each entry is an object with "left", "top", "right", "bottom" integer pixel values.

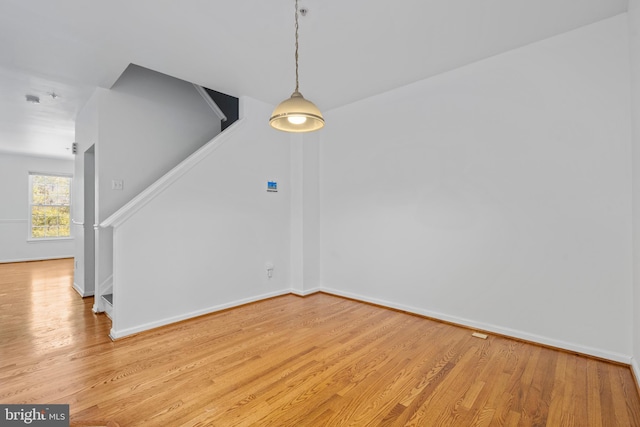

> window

[{"left": 29, "top": 173, "right": 72, "bottom": 239}]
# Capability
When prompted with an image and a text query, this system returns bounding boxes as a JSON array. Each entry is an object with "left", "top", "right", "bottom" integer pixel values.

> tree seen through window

[{"left": 30, "top": 174, "right": 72, "bottom": 239}]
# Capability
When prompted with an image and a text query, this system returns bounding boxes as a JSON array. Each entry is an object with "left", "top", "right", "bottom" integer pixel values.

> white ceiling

[{"left": 0, "top": 0, "right": 630, "bottom": 159}]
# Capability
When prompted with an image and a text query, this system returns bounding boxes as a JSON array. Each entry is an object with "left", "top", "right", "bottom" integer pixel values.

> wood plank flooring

[{"left": 1, "top": 259, "right": 640, "bottom": 426}]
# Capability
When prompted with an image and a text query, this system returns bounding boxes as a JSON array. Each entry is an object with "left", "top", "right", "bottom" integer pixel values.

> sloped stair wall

[{"left": 102, "top": 97, "right": 291, "bottom": 339}]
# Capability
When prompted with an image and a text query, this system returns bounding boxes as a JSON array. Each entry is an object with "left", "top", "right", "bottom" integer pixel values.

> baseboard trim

[
  {"left": 104, "top": 284, "right": 633, "bottom": 366},
  {"left": 290, "top": 287, "right": 322, "bottom": 297},
  {"left": 0, "top": 256, "right": 74, "bottom": 264},
  {"left": 72, "top": 282, "right": 94, "bottom": 298},
  {"left": 73, "top": 282, "right": 84, "bottom": 296},
  {"left": 109, "top": 289, "right": 292, "bottom": 340},
  {"left": 319, "top": 287, "right": 632, "bottom": 365},
  {"left": 632, "top": 358, "right": 640, "bottom": 396}
]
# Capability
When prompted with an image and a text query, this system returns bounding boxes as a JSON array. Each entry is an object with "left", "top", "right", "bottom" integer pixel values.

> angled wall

[
  {"left": 320, "top": 15, "right": 633, "bottom": 361},
  {"left": 74, "top": 65, "right": 222, "bottom": 300},
  {"left": 97, "top": 64, "right": 222, "bottom": 221},
  {"left": 107, "top": 97, "right": 291, "bottom": 338}
]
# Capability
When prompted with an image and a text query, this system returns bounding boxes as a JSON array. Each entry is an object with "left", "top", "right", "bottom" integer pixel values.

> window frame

[{"left": 27, "top": 172, "right": 73, "bottom": 242}]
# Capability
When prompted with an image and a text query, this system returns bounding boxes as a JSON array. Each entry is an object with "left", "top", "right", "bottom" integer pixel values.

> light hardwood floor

[{"left": 1, "top": 259, "right": 640, "bottom": 426}]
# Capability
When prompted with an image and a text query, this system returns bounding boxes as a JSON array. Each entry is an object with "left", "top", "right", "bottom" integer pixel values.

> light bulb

[{"left": 287, "top": 115, "right": 307, "bottom": 125}]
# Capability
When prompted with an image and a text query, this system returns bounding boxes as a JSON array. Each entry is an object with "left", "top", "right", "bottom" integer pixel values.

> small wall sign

[{"left": 267, "top": 181, "right": 278, "bottom": 192}]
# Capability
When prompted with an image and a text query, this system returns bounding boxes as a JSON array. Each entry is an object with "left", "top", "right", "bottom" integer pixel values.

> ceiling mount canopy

[{"left": 269, "top": 0, "right": 324, "bottom": 133}]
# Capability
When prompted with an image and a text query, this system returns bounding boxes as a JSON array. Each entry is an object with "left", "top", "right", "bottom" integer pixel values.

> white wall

[
  {"left": 320, "top": 15, "right": 633, "bottom": 361},
  {"left": 73, "top": 89, "right": 101, "bottom": 296},
  {"left": 73, "top": 65, "right": 223, "bottom": 305},
  {"left": 97, "top": 64, "right": 222, "bottom": 221},
  {"left": 109, "top": 97, "right": 291, "bottom": 338},
  {"left": 0, "top": 153, "right": 74, "bottom": 263},
  {"left": 629, "top": 0, "right": 640, "bottom": 377},
  {"left": 290, "top": 132, "right": 321, "bottom": 295}
]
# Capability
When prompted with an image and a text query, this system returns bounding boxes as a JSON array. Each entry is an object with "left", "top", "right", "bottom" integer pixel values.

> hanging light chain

[{"left": 294, "top": 0, "right": 300, "bottom": 93}]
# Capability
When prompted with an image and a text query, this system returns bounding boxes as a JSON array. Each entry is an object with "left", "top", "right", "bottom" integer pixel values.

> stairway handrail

[
  {"left": 194, "top": 84, "right": 227, "bottom": 122},
  {"left": 101, "top": 119, "right": 243, "bottom": 229}
]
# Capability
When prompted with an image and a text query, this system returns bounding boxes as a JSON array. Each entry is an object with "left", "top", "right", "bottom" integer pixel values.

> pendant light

[{"left": 269, "top": 0, "right": 324, "bottom": 133}]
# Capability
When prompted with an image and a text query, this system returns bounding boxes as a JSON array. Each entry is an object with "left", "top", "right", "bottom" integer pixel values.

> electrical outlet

[
  {"left": 112, "top": 180, "right": 124, "bottom": 190},
  {"left": 265, "top": 262, "right": 274, "bottom": 279}
]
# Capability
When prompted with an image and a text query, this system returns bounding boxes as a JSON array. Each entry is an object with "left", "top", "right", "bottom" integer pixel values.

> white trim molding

[
  {"left": 290, "top": 287, "right": 322, "bottom": 297},
  {"left": 109, "top": 288, "right": 292, "bottom": 340},
  {"left": 194, "top": 84, "right": 227, "bottom": 122},
  {"left": 101, "top": 119, "right": 244, "bottom": 228},
  {"left": 320, "top": 286, "right": 633, "bottom": 365},
  {"left": 99, "top": 274, "right": 114, "bottom": 293},
  {"left": 92, "top": 274, "right": 113, "bottom": 314},
  {"left": 0, "top": 255, "right": 74, "bottom": 264},
  {"left": 27, "top": 237, "right": 74, "bottom": 243},
  {"left": 632, "top": 358, "right": 640, "bottom": 387},
  {"left": 105, "top": 283, "right": 634, "bottom": 366},
  {"left": 73, "top": 282, "right": 94, "bottom": 298},
  {"left": 0, "top": 218, "right": 27, "bottom": 224}
]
